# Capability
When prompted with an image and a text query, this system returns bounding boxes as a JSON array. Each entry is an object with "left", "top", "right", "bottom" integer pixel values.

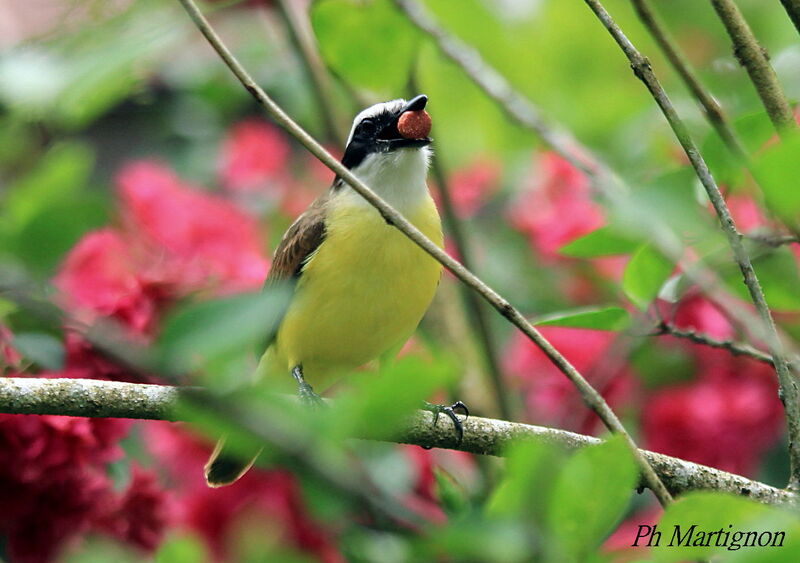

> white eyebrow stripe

[{"left": 345, "top": 98, "right": 408, "bottom": 145}]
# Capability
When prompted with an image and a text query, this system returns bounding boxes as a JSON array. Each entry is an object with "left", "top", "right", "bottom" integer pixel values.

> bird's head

[{"left": 337, "top": 95, "right": 432, "bottom": 206}]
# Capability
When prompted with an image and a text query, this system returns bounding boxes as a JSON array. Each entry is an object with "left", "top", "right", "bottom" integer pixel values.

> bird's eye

[{"left": 358, "top": 119, "right": 377, "bottom": 135}]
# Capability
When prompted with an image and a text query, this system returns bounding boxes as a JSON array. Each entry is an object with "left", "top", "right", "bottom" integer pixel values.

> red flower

[
  {"left": 143, "top": 422, "right": 343, "bottom": 563},
  {"left": 100, "top": 465, "right": 173, "bottom": 552},
  {"left": 435, "top": 158, "right": 501, "bottom": 218},
  {"left": 503, "top": 327, "right": 636, "bottom": 433},
  {"left": 219, "top": 119, "right": 290, "bottom": 194},
  {"left": 644, "top": 295, "right": 784, "bottom": 475},
  {"left": 117, "top": 160, "right": 269, "bottom": 294},
  {"left": 1, "top": 468, "right": 113, "bottom": 563},
  {"left": 1, "top": 324, "right": 22, "bottom": 371},
  {"left": 508, "top": 152, "right": 602, "bottom": 260},
  {"left": 54, "top": 229, "right": 167, "bottom": 335},
  {"left": 642, "top": 369, "right": 782, "bottom": 476},
  {"left": 0, "top": 411, "right": 128, "bottom": 483},
  {"left": 0, "top": 386, "right": 171, "bottom": 563}
]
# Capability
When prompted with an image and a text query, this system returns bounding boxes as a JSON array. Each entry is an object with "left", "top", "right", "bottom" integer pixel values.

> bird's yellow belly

[{"left": 271, "top": 197, "right": 442, "bottom": 385}]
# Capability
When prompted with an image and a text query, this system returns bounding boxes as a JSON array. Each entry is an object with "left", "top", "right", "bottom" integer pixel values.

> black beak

[
  {"left": 402, "top": 94, "right": 427, "bottom": 113},
  {"left": 380, "top": 94, "right": 430, "bottom": 150}
]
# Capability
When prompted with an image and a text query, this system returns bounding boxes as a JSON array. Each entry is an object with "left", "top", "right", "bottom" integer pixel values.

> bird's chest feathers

[{"left": 305, "top": 197, "right": 442, "bottom": 301}]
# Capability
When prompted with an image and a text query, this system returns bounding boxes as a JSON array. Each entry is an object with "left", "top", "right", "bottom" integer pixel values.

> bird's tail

[{"left": 204, "top": 436, "right": 262, "bottom": 487}]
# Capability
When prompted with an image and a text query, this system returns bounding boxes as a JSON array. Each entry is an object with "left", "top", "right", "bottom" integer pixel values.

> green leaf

[
  {"left": 311, "top": 0, "right": 420, "bottom": 94},
  {"left": 623, "top": 244, "right": 673, "bottom": 310},
  {"left": 155, "top": 532, "right": 210, "bottom": 563},
  {"left": 547, "top": 435, "right": 637, "bottom": 561},
  {"left": 559, "top": 226, "right": 639, "bottom": 257},
  {"left": 434, "top": 466, "right": 470, "bottom": 517},
  {"left": 753, "top": 131, "right": 800, "bottom": 228},
  {"left": 486, "top": 439, "right": 565, "bottom": 526},
  {"left": 2, "top": 142, "right": 94, "bottom": 228},
  {"left": 534, "top": 306, "right": 630, "bottom": 331},
  {"left": 13, "top": 194, "right": 109, "bottom": 275},
  {"left": 701, "top": 111, "right": 774, "bottom": 188},
  {"left": 722, "top": 246, "right": 800, "bottom": 311},
  {"left": 156, "top": 287, "right": 293, "bottom": 376},
  {"left": 327, "top": 356, "right": 453, "bottom": 441},
  {"left": 652, "top": 491, "right": 799, "bottom": 562},
  {"left": 12, "top": 332, "right": 64, "bottom": 370}
]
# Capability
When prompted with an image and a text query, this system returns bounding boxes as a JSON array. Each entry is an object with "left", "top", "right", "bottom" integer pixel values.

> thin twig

[
  {"left": 429, "top": 154, "right": 513, "bottom": 420},
  {"left": 390, "top": 0, "right": 797, "bottom": 357},
  {"left": 584, "top": 0, "right": 800, "bottom": 493},
  {"left": 0, "top": 377, "right": 794, "bottom": 506},
  {"left": 746, "top": 232, "right": 800, "bottom": 247},
  {"left": 273, "top": 0, "right": 348, "bottom": 144},
  {"left": 780, "top": 0, "right": 800, "bottom": 34},
  {"left": 655, "top": 321, "right": 774, "bottom": 366},
  {"left": 176, "top": 0, "right": 673, "bottom": 506},
  {"left": 630, "top": 0, "right": 747, "bottom": 159},
  {"left": 392, "top": 0, "right": 601, "bottom": 182},
  {"left": 709, "top": 0, "right": 796, "bottom": 134}
]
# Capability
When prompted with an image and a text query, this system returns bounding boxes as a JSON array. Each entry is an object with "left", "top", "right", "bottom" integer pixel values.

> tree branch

[
  {"left": 710, "top": 0, "right": 796, "bottom": 134},
  {"left": 175, "top": 0, "right": 673, "bottom": 505},
  {"left": 273, "top": 0, "right": 347, "bottom": 144},
  {"left": 584, "top": 0, "right": 800, "bottom": 492},
  {"left": 0, "top": 377, "right": 794, "bottom": 506},
  {"left": 630, "top": 0, "right": 748, "bottom": 159},
  {"left": 655, "top": 321, "right": 775, "bottom": 366},
  {"left": 780, "top": 0, "right": 800, "bottom": 35},
  {"left": 391, "top": 0, "right": 800, "bottom": 364}
]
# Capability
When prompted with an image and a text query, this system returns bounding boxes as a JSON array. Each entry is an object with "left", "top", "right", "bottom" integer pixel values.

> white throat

[{"left": 339, "top": 147, "right": 432, "bottom": 212}]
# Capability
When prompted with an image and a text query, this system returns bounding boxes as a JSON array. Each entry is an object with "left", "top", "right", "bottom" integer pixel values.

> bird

[{"left": 204, "top": 94, "right": 467, "bottom": 487}]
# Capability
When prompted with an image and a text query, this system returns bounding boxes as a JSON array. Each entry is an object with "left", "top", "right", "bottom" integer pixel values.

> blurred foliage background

[{"left": 1, "top": 0, "right": 800, "bottom": 561}]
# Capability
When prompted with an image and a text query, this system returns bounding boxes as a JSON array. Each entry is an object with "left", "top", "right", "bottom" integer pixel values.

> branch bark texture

[
  {"left": 176, "top": 0, "right": 672, "bottom": 505},
  {"left": 584, "top": 0, "right": 800, "bottom": 493},
  {"left": 630, "top": 0, "right": 747, "bottom": 159},
  {"left": 0, "top": 377, "right": 793, "bottom": 507},
  {"left": 710, "top": 0, "right": 796, "bottom": 133}
]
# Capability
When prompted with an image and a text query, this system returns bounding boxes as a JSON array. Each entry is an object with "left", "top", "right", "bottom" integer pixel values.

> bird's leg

[
  {"left": 291, "top": 365, "right": 325, "bottom": 408},
  {"left": 422, "top": 400, "right": 469, "bottom": 444}
]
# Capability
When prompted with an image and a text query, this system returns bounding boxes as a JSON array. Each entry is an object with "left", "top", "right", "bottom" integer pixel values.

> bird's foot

[
  {"left": 292, "top": 365, "right": 325, "bottom": 409},
  {"left": 422, "top": 400, "right": 469, "bottom": 445}
]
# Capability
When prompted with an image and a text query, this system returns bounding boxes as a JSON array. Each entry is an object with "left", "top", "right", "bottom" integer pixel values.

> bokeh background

[{"left": 1, "top": 0, "right": 800, "bottom": 561}]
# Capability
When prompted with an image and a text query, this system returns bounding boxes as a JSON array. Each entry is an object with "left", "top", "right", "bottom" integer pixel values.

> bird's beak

[
  {"left": 382, "top": 94, "right": 431, "bottom": 150},
  {"left": 401, "top": 94, "right": 428, "bottom": 113}
]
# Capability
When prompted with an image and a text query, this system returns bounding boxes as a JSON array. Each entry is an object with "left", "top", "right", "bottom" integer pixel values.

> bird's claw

[
  {"left": 298, "top": 381, "right": 325, "bottom": 409},
  {"left": 292, "top": 365, "right": 325, "bottom": 409},
  {"left": 423, "top": 400, "right": 469, "bottom": 445}
]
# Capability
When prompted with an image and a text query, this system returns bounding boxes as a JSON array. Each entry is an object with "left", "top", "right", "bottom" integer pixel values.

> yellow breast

[{"left": 269, "top": 194, "right": 443, "bottom": 386}]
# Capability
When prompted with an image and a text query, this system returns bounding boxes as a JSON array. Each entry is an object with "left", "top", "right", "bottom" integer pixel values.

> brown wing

[{"left": 265, "top": 191, "right": 329, "bottom": 286}]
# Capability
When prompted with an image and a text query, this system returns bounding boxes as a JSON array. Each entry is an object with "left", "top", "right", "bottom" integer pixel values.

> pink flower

[
  {"left": 219, "top": 119, "right": 290, "bottom": 194},
  {"left": 143, "top": 422, "right": 343, "bottom": 562},
  {"left": 0, "top": 411, "right": 128, "bottom": 483},
  {"left": 100, "top": 465, "right": 173, "bottom": 552},
  {"left": 503, "top": 327, "right": 636, "bottom": 433},
  {"left": 508, "top": 152, "right": 603, "bottom": 260},
  {"left": 659, "top": 293, "right": 734, "bottom": 341},
  {"left": 644, "top": 295, "right": 784, "bottom": 475},
  {"left": 1, "top": 468, "right": 113, "bottom": 563},
  {"left": 117, "top": 160, "right": 269, "bottom": 294},
  {"left": 436, "top": 158, "right": 501, "bottom": 218},
  {"left": 0, "top": 380, "right": 170, "bottom": 562},
  {"left": 642, "top": 369, "right": 782, "bottom": 475},
  {"left": 1, "top": 324, "right": 22, "bottom": 371},
  {"left": 723, "top": 193, "right": 767, "bottom": 233},
  {"left": 54, "top": 229, "right": 166, "bottom": 335}
]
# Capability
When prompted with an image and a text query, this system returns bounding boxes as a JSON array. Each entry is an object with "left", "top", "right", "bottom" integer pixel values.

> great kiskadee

[{"left": 205, "top": 95, "right": 465, "bottom": 487}]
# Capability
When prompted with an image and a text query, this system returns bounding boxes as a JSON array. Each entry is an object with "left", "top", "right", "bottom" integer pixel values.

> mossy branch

[{"left": 0, "top": 377, "right": 795, "bottom": 507}]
